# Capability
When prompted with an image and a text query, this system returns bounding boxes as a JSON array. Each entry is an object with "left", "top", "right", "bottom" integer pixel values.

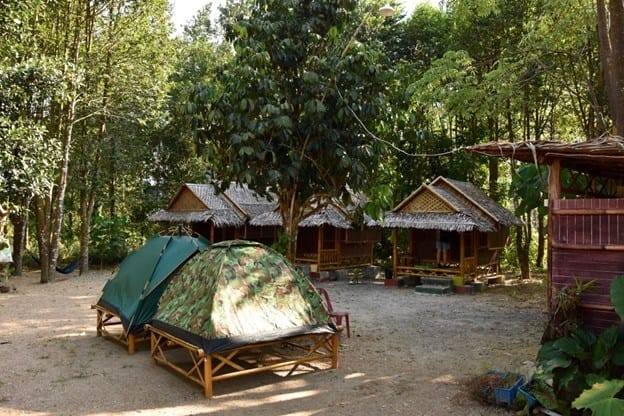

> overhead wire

[{"left": 336, "top": 86, "right": 463, "bottom": 158}]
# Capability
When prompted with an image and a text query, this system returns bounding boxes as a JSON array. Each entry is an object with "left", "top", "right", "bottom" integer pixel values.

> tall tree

[
  {"left": 1, "top": 0, "right": 175, "bottom": 280},
  {"left": 71, "top": 0, "right": 175, "bottom": 271},
  {"left": 596, "top": 0, "right": 624, "bottom": 134},
  {"left": 192, "top": 0, "right": 393, "bottom": 259}
]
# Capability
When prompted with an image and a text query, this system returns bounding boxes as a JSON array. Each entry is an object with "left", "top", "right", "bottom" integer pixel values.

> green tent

[
  {"left": 96, "top": 235, "right": 210, "bottom": 335},
  {"left": 151, "top": 240, "right": 336, "bottom": 353}
]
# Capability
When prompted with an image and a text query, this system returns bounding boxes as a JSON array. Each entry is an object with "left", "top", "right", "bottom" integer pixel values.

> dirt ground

[{"left": 0, "top": 269, "right": 546, "bottom": 416}]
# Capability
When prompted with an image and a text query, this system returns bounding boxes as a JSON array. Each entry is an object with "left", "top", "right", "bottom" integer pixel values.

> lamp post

[
  {"left": 379, "top": 3, "right": 395, "bottom": 17},
  {"left": 340, "top": 2, "right": 395, "bottom": 59}
]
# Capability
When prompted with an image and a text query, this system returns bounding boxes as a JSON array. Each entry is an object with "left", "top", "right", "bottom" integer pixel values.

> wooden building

[
  {"left": 467, "top": 137, "right": 624, "bottom": 331},
  {"left": 149, "top": 183, "right": 380, "bottom": 271},
  {"left": 382, "top": 176, "right": 522, "bottom": 284},
  {"left": 251, "top": 201, "right": 381, "bottom": 271},
  {"left": 148, "top": 183, "right": 279, "bottom": 245}
]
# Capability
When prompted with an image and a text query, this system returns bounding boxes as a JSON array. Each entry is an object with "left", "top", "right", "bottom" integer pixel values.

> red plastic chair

[{"left": 317, "top": 287, "right": 350, "bottom": 337}]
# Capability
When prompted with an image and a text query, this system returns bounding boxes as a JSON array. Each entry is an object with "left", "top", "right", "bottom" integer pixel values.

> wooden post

[
  {"left": 335, "top": 227, "right": 341, "bottom": 267},
  {"left": 547, "top": 159, "right": 561, "bottom": 315},
  {"left": 204, "top": 356, "right": 213, "bottom": 398},
  {"left": 317, "top": 226, "right": 323, "bottom": 270},
  {"left": 548, "top": 159, "right": 561, "bottom": 200},
  {"left": 96, "top": 309, "right": 103, "bottom": 337},
  {"left": 127, "top": 334, "right": 136, "bottom": 354},
  {"left": 331, "top": 332, "right": 339, "bottom": 368},
  {"left": 460, "top": 232, "right": 465, "bottom": 275},
  {"left": 392, "top": 229, "right": 398, "bottom": 278}
]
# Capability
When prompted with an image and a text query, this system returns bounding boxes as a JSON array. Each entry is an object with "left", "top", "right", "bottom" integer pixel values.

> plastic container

[
  {"left": 518, "top": 385, "right": 539, "bottom": 410},
  {"left": 494, "top": 376, "right": 524, "bottom": 405}
]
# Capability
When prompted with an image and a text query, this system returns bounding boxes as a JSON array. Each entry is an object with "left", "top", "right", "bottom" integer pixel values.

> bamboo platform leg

[
  {"left": 204, "top": 356, "right": 213, "bottom": 398},
  {"left": 331, "top": 332, "right": 339, "bottom": 369},
  {"left": 150, "top": 331, "right": 158, "bottom": 364},
  {"left": 128, "top": 334, "right": 135, "bottom": 354},
  {"left": 96, "top": 309, "right": 103, "bottom": 337}
]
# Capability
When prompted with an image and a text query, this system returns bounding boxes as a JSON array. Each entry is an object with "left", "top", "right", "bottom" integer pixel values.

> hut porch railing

[
  {"left": 295, "top": 249, "right": 339, "bottom": 270},
  {"left": 146, "top": 324, "right": 339, "bottom": 398},
  {"left": 395, "top": 255, "right": 478, "bottom": 279}
]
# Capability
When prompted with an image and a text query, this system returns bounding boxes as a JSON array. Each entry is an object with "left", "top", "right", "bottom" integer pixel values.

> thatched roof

[
  {"left": 381, "top": 176, "right": 522, "bottom": 232},
  {"left": 465, "top": 136, "right": 624, "bottom": 180},
  {"left": 381, "top": 212, "right": 480, "bottom": 232},
  {"left": 249, "top": 203, "right": 379, "bottom": 229},
  {"left": 148, "top": 183, "right": 276, "bottom": 227}
]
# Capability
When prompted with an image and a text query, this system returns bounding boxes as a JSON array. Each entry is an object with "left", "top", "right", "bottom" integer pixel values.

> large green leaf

[
  {"left": 572, "top": 380, "right": 624, "bottom": 416},
  {"left": 555, "top": 337, "right": 585, "bottom": 356},
  {"left": 610, "top": 275, "right": 624, "bottom": 321}
]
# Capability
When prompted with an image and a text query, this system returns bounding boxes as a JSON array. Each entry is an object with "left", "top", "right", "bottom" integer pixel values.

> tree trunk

[
  {"left": 488, "top": 157, "right": 499, "bottom": 200},
  {"left": 278, "top": 187, "right": 304, "bottom": 263},
  {"left": 515, "top": 224, "right": 531, "bottom": 280},
  {"left": 34, "top": 196, "right": 52, "bottom": 283},
  {"left": 536, "top": 211, "right": 545, "bottom": 269},
  {"left": 596, "top": 0, "right": 624, "bottom": 134},
  {"left": 9, "top": 197, "right": 31, "bottom": 277},
  {"left": 78, "top": 189, "right": 96, "bottom": 275},
  {"left": 49, "top": 96, "right": 76, "bottom": 274}
]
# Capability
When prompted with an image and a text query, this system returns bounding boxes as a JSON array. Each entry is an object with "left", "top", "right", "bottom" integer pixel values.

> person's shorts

[{"left": 436, "top": 241, "right": 450, "bottom": 250}]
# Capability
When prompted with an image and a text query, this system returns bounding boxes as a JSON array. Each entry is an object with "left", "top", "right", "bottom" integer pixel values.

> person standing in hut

[{"left": 436, "top": 229, "right": 450, "bottom": 267}]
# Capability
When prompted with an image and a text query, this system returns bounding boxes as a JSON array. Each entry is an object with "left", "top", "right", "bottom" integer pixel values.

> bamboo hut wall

[
  {"left": 344, "top": 227, "right": 382, "bottom": 242},
  {"left": 171, "top": 191, "right": 206, "bottom": 211},
  {"left": 551, "top": 198, "right": 624, "bottom": 331},
  {"left": 409, "top": 230, "right": 461, "bottom": 263},
  {"left": 245, "top": 225, "right": 278, "bottom": 245},
  {"left": 322, "top": 227, "right": 337, "bottom": 249},
  {"left": 297, "top": 228, "right": 317, "bottom": 253},
  {"left": 404, "top": 191, "right": 453, "bottom": 213}
]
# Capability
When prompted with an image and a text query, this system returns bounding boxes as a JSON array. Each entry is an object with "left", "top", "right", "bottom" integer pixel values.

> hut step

[
  {"left": 414, "top": 277, "right": 453, "bottom": 295},
  {"left": 414, "top": 284, "right": 452, "bottom": 295}
]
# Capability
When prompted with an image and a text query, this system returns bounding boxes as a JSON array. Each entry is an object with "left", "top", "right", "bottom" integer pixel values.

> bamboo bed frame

[
  {"left": 145, "top": 324, "right": 340, "bottom": 398},
  {"left": 91, "top": 303, "right": 149, "bottom": 354}
]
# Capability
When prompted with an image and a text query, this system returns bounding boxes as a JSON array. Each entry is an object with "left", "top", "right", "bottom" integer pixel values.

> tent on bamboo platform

[
  {"left": 147, "top": 240, "right": 340, "bottom": 397},
  {"left": 94, "top": 235, "right": 210, "bottom": 337},
  {"left": 150, "top": 240, "right": 337, "bottom": 353}
]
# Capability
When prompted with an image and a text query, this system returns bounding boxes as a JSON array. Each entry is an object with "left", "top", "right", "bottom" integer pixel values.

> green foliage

[
  {"left": 192, "top": 0, "right": 393, "bottom": 258},
  {"left": 610, "top": 275, "right": 624, "bottom": 322},
  {"left": 530, "top": 276, "right": 624, "bottom": 413},
  {"left": 572, "top": 380, "right": 624, "bottom": 416},
  {"left": 0, "top": 58, "right": 68, "bottom": 203},
  {"left": 535, "top": 325, "right": 624, "bottom": 411},
  {"left": 89, "top": 214, "right": 141, "bottom": 265},
  {"left": 510, "top": 164, "right": 548, "bottom": 216}
]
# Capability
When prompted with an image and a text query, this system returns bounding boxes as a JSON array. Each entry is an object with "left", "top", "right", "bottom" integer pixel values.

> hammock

[{"left": 30, "top": 254, "right": 80, "bottom": 274}]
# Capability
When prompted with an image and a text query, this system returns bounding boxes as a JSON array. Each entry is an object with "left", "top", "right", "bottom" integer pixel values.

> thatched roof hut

[
  {"left": 148, "top": 183, "right": 275, "bottom": 227},
  {"left": 251, "top": 197, "right": 380, "bottom": 271},
  {"left": 382, "top": 176, "right": 521, "bottom": 283},
  {"left": 382, "top": 176, "right": 522, "bottom": 232},
  {"left": 149, "top": 183, "right": 380, "bottom": 271},
  {"left": 148, "top": 183, "right": 278, "bottom": 244},
  {"left": 250, "top": 201, "right": 378, "bottom": 229}
]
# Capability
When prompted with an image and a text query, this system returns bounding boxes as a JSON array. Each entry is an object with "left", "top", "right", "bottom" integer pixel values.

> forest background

[{"left": 1, "top": 0, "right": 623, "bottom": 283}]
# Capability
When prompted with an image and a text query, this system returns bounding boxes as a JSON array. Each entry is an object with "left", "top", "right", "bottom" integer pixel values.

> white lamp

[{"left": 378, "top": 3, "right": 395, "bottom": 17}]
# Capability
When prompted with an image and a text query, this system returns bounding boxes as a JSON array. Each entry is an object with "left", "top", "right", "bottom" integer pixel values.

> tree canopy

[{"left": 190, "top": 0, "right": 394, "bottom": 258}]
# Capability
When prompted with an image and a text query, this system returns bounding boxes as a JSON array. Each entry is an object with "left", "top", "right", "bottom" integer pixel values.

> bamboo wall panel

[
  {"left": 172, "top": 191, "right": 207, "bottom": 211},
  {"left": 551, "top": 198, "right": 624, "bottom": 331},
  {"left": 404, "top": 191, "right": 453, "bottom": 213}
]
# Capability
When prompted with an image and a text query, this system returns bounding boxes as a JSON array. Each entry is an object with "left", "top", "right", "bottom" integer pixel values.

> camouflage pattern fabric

[{"left": 155, "top": 240, "right": 330, "bottom": 340}]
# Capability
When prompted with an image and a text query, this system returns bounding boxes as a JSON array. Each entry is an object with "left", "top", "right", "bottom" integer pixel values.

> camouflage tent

[{"left": 151, "top": 240, "right": 336, "bottom": 353}]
